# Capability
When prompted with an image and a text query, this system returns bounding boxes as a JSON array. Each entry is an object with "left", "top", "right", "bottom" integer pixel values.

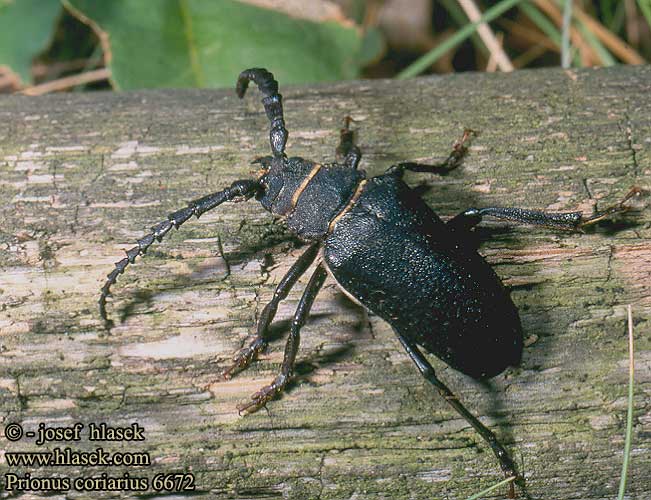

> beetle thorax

[{"left": 257, "top": 156, "right": 365, "bottom": 240}]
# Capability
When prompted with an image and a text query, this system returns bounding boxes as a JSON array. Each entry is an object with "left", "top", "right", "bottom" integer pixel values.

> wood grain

[{"left": 1, "top": 66, "right": 650, "bottom": 499}]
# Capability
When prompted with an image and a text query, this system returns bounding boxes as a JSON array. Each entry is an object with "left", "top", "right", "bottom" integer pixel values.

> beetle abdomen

[{"left": 324, "top": 174, "right": 523, "bottom": 378}]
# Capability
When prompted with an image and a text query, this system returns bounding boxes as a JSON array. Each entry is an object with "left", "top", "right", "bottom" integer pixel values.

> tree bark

[{"left": 0, "top": 65, "right": 649, "bottom": 499}]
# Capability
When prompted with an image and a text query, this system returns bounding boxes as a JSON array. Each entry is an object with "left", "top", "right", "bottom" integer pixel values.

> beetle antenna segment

[
  {"left": 237, "top": 68, "right": 288, "bottom": 159},
  {"left": 98, "top": 179, "right": 260, "bottom": 325}
]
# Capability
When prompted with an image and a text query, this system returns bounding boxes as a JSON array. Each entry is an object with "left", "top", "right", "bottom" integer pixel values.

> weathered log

[{"left": 0, "top": 65, "right": 649, "bottom": 499}]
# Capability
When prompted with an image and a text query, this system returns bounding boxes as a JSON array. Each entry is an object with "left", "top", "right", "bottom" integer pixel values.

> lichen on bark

[{"left": 0, "top": 66, "right": 650, "bottom": 499}]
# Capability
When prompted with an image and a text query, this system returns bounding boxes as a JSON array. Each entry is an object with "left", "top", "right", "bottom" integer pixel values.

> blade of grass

[
  {"left": 573, "top": 3, "right": 645, "bottom": 63},
  {"left": 439, "top": 0, "right": 488, "bottom": 56},
  {"left": 611, "top": 1, "right": 627, "bottom": 34},
  {"left": 625, "top": 0, "right": 641, "bottom": 47},
  {"left": 499, "top": 16, "right": 559, "bottom": 52},
  {"left": 617, "top": 305, "right": 635, "bottom": 500},
  {"left": 512, "top": 41, "right": 548, "bottom": 67},
  {"left": 486, "top": 32, "right": 505, "bottom": 71},
  {"left": 576, "top": 22, "right": 616, "bottom": 65},
  {"left": 520, "top": 2, "right": 562, "bottom": 46},
  {"left": 20, "top": 68, "right": 110, "bottom": 95},
  {"left": 465, "top": 475, "right": 517, "bottom": 500},
  {"left": 636, "top": 0, "right": 651, "bottom": 29},
  {"left": 457, "top": 0, "right": 514, "bottom": 71},
  {"left": 534, "top": 0, "right": 598, "bottom": 65},
  {"left": 518, "top": 2, "right": 582, "bottom": 64},
  {"left": 601, "top": 0, "right": 616, "bottom": 28},
  {"left": 396, "top": 0, "right": 521, "bottom": 79},
  {"left": 561, "top": 0, "right": 572, "bottom": 67}
]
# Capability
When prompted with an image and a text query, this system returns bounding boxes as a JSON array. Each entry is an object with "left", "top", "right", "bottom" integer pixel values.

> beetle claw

[
  {"left": 237, "top": 375, "right": 287, "bottom": 414},
  {"left": 222, "top": 339, "right": 267, "bottom": 379}
]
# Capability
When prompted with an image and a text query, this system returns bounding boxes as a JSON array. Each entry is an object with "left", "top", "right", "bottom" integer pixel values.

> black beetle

[{"left": 99, "top": 68, "right": 639, "bottom": 488}]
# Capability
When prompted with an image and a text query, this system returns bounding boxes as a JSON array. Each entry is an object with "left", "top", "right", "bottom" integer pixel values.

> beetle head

[{"left": 253, "top": 155, "right": 284, "bottom": 212}]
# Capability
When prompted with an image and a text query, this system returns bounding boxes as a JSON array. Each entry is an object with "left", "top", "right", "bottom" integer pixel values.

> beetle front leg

[
  {"left": 447, "top": 186, "right": 642, "bottom": 233},
  {"left": 222, "top": 242, "right": 321, "bottom": 379},
  {"left": 386, "top": 128, "right": 475, "bottom": 178},
  {"left": 395, "top": 334, "right": 520, "bottom": 495},
  {"left": 336, "top": 116, "right": 361, "bottom": 169},
  {"left": 237, "top": 264, "right": 327, "bottom": 414}
]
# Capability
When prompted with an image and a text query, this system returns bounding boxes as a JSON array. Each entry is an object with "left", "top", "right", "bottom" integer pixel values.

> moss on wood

[{"left": 0, "top": 66, "right": 650, "bottom": 499}]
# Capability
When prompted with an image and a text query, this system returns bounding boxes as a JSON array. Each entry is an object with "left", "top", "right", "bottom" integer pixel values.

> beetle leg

[
  {"left": 447, "top": 186, "right": 642, "bottom": 233},
  {"left": 237, "top": 68, "right": 288, "bottom": 158},
  {"left": 222, "top": 242, "right": 321, "bottom": 379},
  {"left": 386, "top": 128, "right": 475, "bottom": 178},
  {"left": 336, "top": 116, "right": 362, "bottom": 169},
  {"left": 98, "top": 179, "right": 260, "bottom": 325},
  {"left": 237, "top": 264, "right": 327, "bottom": 414},
  {"left": 395, "top": 334, "right": 521, "bottom": 490}
]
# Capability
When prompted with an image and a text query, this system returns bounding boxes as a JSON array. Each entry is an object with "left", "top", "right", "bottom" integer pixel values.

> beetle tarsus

[
  {"left": 222, "top": 338, "right": 268, "bottom": 380},
  {"left": 386, "top": 128, "right": 475, "bottom": 177},
  {"left": 237, "top": 374, "right": 288, "bottom": 414},
  {"left": 577, "top": 185, "right": 643, "bottom": 228}
]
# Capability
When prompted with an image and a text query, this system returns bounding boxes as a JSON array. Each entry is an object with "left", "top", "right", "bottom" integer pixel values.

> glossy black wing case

[{"left": 324, "top": 174, "right": 523, "bottom": 378}]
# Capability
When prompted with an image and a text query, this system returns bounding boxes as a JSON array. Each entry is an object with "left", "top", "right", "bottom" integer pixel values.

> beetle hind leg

[
  {"left": 237, "top": 264, "right": 327, "bottom": 414},
  {"left": 395, "top": 334, "right": 520, "bottom": 494},
  {"left": 447, "top": 186, "right": 643, "bottom": 233},
  {"left": 222, "top": 242, "right": 321, "bottom": 379},
  {"left": 336, "top": 116, "right": 362, "bottom": 169}
]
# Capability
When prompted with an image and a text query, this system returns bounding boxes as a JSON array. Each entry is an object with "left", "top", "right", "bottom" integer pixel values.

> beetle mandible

[{"left": 99, "top": 68, "right": 639, "bottom": 487}]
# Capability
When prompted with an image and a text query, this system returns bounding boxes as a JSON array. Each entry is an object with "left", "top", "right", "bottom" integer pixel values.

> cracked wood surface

[{"left": 1, "top": 66, "right": 650, "bottom": 499}]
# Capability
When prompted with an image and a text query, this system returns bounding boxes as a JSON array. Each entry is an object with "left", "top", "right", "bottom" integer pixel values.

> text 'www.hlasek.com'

[{"left": 2, "top": 422, "right": 195, "bottom": 493}]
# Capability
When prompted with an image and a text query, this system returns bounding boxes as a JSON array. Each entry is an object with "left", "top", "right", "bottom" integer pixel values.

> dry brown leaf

[
  {"left": 378, "top": 0, "right": 433, "bottom": 51},
  {"left": 237, "top": 0, "right": 354, "bottom": 26}
]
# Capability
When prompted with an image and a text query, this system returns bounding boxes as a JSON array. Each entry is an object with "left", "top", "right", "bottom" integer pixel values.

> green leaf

[
  {"left": 358, "top": 26, "right": 385, "bottom": 67},
  {"left": 0, "top": 0, "right": 62, "bottom": 84},
  {"left": 637, "top": 0, "right": 651, "bottom": 30},
  {"left": 64, "top": 0, "right": 364, "bottom": 90}
]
